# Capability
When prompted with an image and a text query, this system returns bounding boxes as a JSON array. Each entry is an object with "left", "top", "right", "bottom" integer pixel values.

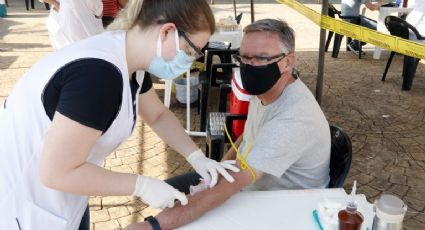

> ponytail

[
  {"left": 107, "top": 0, "right": 144, "bottom": 30},
  {"left": 108, "top": 0, "right": 215, "bottom": 34}
]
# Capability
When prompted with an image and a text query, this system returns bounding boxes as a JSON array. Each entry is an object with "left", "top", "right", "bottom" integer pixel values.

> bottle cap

[
  {"left": 347, "top": 180, "right": 358, "bottom": 211},
  {"left": 376, "top": 194, "right": 406, "bottom": 215}
]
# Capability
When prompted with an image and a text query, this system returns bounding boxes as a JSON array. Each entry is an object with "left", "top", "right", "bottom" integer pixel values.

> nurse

[
  {"left": 43, "top": 0, "right": 104, "bottom": 49},
  {"left": 0, "top": 0, "right": 239, "bottom": 229}
]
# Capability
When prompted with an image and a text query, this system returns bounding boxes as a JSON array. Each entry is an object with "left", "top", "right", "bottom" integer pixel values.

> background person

[
  {"left": 42, "top": 0, "right": 104, "bottom": 49},
  {"left": 342, "top": 0, "right": 385, "bottom": 54}
]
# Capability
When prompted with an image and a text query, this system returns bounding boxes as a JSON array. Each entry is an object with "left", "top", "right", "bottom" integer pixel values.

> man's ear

[
  {"left": 279, "top": 53, "right": 296, "bottom": 73},
  {"left": 158, "top": 23, "right": 177, "bottom": 42}
]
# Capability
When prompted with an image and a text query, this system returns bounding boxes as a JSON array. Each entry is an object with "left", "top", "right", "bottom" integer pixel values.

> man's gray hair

[{"left": 243, "top": 19, "right": 295, "bottom": 54}]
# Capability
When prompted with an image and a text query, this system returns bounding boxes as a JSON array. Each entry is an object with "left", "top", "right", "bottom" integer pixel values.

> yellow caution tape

[{"left": 276, "top": 0, "right": 425, "bottom": 60}]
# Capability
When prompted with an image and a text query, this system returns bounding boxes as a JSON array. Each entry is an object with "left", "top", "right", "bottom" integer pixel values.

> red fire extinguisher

[{"left": 229, "top": 69, "right": 253, "bottom": 138}]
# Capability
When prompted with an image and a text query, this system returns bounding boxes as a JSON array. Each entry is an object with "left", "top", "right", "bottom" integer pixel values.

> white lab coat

[
  {"left": 0, "top": 31, "right": 143, "bottom": 230},
  {"left": 47, "top": 0, "right": 104, "bottom": 49}
]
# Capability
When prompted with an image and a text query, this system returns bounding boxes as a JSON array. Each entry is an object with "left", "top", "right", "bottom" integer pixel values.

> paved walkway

[{"left": 1, "top": 1, "right": 425, "bottom": 229}]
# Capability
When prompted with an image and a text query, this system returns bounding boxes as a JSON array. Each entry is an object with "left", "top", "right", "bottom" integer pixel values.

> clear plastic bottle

[{"left": 338, "top": 181, "right": 364, "bottom": 230}]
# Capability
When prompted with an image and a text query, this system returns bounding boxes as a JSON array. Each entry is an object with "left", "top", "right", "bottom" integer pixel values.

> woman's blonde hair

[{"left": 108, "top": 0, "right": 215, "bottom": 34}]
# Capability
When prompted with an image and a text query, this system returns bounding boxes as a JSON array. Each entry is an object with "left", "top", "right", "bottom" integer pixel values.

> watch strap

[{"left": 144, "top": 215, "right": 161, "bottom": 230}]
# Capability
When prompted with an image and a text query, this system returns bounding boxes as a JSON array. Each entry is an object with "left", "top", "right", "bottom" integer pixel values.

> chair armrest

[
  {"left": 327, "top": 3, "right": 341, "bottom": 16},
  {"left": 210, "top": 63, "right": 238, "bottom": 86},
  {"left": 338, "top": 15, "right": 361, "bottom": 24},
  {"left": 206, "top": 48, "right": 239, "bottom": 57},
  {"left": 359, "top": 15, "right": 377, "bottom": 23},
  {"left": 218, "top": 84, "right": 231, "bottom": 112},
  {"left": 224, "top": 114, "right": 247, "bottom": 142},
  {"left": 385, "top": 16, "right": 425, "bottom": 40},
  {"left": 211, "top": 63, "right": 239, "bottom": 72},
  {"left": 403, "top": 21, "right": 425, "bottom": 40}
]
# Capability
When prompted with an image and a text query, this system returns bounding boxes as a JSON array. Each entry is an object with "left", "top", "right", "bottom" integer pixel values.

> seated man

[
  {"left": 124, "top": 18, "right": 331, "bottom": 230},
  {"left": 342, "top": 0, "right": 385, "bottom": 54}
]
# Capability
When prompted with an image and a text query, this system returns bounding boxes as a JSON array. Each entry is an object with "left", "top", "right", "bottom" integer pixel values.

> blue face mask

[{"left": 148, "top": 30, "right": 193, "bottom": 80}]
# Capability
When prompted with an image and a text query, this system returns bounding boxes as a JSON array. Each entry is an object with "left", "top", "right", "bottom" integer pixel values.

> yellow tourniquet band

[{"left": 224, "top": 123, "right": 256, "bottom": 183}]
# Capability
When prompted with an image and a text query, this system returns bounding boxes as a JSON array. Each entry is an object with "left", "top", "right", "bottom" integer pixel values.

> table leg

[
  {"left": 250, "top": 0, "right": 254, "bottom": 23},
  {"left": 373, "top": 47, "right": 382, "bottom": 59},
  {"left": 374, "top": 9, "right": 389, "bottom": 59},
  {"left": 186, "top": 71, "right": 191, "bottom": 132}
]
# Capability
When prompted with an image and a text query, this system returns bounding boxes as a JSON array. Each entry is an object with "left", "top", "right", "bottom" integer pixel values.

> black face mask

[{"left": 240, "top": 61, "right": 282, "bottom": 95}]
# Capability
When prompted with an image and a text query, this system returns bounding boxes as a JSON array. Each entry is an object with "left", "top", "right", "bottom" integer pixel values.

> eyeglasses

[
  {"left": 177, "top": 29, "right": 204, "bottom": 61},
  {"left": 233, "top": 52, "right": 286, "bottom": 66}
]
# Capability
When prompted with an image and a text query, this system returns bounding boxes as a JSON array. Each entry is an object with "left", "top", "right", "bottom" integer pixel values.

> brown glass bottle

[{"left": 338, "top": 203, "right": 364, "bottom": 230}]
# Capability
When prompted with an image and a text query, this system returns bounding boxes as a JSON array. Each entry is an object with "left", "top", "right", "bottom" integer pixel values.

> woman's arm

[
  {"left": 40, "top": 112, "right": 137, "bottom": 196},
  {"left": 138, "top": 88, "right": 199, "bottom": 157},
  {"left": 138, "top": 88, "right": 239, "bottom": 187}
]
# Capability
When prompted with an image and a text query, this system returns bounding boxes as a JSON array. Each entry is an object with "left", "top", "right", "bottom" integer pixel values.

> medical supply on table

[
  {"left": 317, "top": 198, "right": 344, "bottom": 230},
  {"left": 372, "top": 194, "right": 407, "bottom": 230},
  {"left": 313, "top": 209, "right": 325, "bottom": 230},
  {"left": 338, "top": 181, "right": 364, "bottom": 230}
]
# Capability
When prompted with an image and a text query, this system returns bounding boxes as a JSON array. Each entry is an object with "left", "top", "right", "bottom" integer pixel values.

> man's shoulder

[{"left": 279, "top": 79, "right": 317, "bottom": 107}]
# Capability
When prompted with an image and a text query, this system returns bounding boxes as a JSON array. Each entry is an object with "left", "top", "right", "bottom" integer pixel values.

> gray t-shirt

[
  {"left": 341, "top": 0, "right": 372, "bottom": 16},
  {"left": 240, "top": 78, "right": 331, "bottom": 191}
]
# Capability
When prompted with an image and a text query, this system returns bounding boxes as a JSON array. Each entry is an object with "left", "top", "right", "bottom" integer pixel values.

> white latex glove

[
  {"left": 132, "top": 175, "right": 188, "bottom": 209},
  {"left": 186, "top": 149, "right": 240, "bottom": 188}
]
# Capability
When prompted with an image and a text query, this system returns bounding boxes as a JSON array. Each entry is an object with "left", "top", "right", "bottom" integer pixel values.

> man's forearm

[
  {"left": 124, "top": 164, "right": 262, "bottom": 230},
  {"left": 156, "top": 173, "right": 244, "bottom": 229},
  {"left": 221, "top": 135, "right": 243, "bottom": 161}
]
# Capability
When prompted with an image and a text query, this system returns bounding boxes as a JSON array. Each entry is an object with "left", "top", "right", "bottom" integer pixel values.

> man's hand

[
  {"left": 40, "top": 0, "right": 60, "bottom": 12},
  {"left": 133, "top": 175, "right": 188, "bottom": 209},
  {"left": 50, "top": 1, "right": 59, "bottom": 12},
  {"left": 365, "top": 2, "right": 381, "bottom": 11},
  {"left": 186, "top": 150, "right": 240, "bottom": 188}
]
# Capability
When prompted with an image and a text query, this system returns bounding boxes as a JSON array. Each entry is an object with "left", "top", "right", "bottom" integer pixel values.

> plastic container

[
  {"left": 338, "top": 206, "right": 364, "bottom": 230},
  {"left": 174, "top": 77, "right": 199, "bottom": 104},
  {"left": 372, "top": 194, "right": 407, "bottom": 230},
  {"left": 0, "top": 0, "right": 7, "bottom": 18},
  {"left": 338, "top": 181, "right": 364, "bottom": 230}
]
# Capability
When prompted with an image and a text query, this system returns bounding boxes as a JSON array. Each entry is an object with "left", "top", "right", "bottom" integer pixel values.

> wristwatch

[{"left": 144, "top": 216, "right": 161, "bottom": 230}]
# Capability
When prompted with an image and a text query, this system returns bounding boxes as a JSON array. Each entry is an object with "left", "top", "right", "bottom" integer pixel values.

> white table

[
  {"left": 373, "top": 6, "right": 413, "bottom": 59},
  {"left": 177, "top": 189, "right": 375, "bottom": 230}
]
